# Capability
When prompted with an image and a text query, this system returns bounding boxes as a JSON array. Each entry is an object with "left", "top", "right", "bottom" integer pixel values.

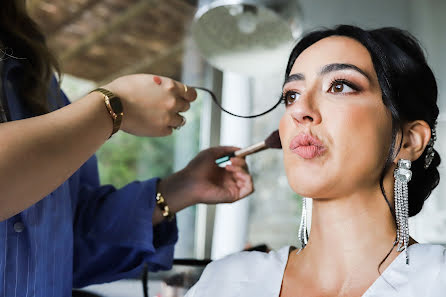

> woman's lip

[
  {"left": 289, "top": 133, "right": 326, "bottom": 159},
  {"left": 291, "top": 146, "right": 326, "bottom": 159}
]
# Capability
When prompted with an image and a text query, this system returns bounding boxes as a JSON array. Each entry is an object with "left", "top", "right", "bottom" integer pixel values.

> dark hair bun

[{"left": 409, "top": 149, "right": 441, "bottom": 217}]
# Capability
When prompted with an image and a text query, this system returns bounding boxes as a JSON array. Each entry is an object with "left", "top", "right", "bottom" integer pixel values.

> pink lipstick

[{"left": 289, "top": 133, "right": 326, "bottom": 159}]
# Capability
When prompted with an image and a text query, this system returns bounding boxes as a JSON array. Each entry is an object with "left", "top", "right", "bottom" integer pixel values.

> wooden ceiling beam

[
  {"left": 182, "top": 0, "right": 198, "bottom": 7},
  {"left": 27, "top": 0, "right": 45, "bottom": 14},
  {"left": 46, "top": 0, "right": 102, "bottom": 36},
  {"left": 98, "top": 42, "right": 184, "bottom": 85},
  {"left": 59, "top": 0, "right": 157, "bottom": 64},
  {"left": 172, "top": 0, "right": 197, "bottom": 11}
]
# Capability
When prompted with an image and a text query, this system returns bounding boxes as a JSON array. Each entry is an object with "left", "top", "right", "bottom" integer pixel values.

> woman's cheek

[
  {"left": 279, "top": 116, "right": 285, "bottom": 132},
  {"left": 279, "top": 115, "right": 289, "bottom": 147}
]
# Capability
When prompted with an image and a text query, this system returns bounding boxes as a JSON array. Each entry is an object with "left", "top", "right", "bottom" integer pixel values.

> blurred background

[{"left": 27, "top": 0, "right": 446, "bottom": 296}]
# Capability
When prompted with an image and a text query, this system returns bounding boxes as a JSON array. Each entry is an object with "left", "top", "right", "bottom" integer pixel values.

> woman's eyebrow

[
  {"left": 283, "top": 63, "right": 370, "bottom": 88},
  {"left": 319, "top": 63, "right": 371, "bottom": 81},
  {"left": 283, "top": 73, "right": 305, "bottom": 87}
]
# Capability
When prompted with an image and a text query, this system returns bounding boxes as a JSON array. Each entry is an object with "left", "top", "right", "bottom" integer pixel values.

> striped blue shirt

[{"left": 0, "top": 59, "right": 178, "bottom": 297}]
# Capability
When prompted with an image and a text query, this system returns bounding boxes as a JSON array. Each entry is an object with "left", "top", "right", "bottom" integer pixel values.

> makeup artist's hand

[
  {"left": 157, "top": 146, "right": 254, "bottom": 210},
  {"left": 102, "top": 74, "right": 197, "bottom": 137}
]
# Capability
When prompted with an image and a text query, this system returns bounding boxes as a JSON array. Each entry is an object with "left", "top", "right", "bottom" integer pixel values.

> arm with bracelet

[
  {"left": 0, "top": 3, "right": 254, "bottom": 295},
  {"left": 0, "top": 73, "right": 195, "bottom": 220}
]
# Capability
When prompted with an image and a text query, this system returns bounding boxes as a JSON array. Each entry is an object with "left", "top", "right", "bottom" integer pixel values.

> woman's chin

[
  {"left": 289, "top": 182, "right": 327, "bottom": 198},
  {"left": 287, "top": 171, "right": 331, "bottom": 198}
]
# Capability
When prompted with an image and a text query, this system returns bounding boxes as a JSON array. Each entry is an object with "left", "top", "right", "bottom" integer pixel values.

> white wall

[{"left": 299, "top": 0, "right": 411, "bottom": 31}]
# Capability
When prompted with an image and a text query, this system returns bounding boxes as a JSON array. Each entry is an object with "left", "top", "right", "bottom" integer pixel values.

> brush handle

[
  {"left": 234, "top": 141, "right": 266, "bottom": 157},
  {"left": 215, "top": 141, "right": 266, "bottom": 165}
]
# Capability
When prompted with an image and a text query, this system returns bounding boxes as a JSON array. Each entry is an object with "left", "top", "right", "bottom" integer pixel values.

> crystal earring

[
  {"left": 298, "top": 197, "right": 309, "bottom": 249},
  {"left": 394, "top": 159, "right": 412, "bottom": 264}
]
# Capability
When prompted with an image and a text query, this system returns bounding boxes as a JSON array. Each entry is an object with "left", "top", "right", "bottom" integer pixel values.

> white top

[{"left": 185, "top": 244, "right": 446, "bottom": 297}]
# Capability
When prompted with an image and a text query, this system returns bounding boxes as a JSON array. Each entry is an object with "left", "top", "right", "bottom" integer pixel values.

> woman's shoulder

[
  {"left": 202, "top": 245, "right": 291, "bottom": 281},
  {"left": 185, "top": 246, "right": 291, "bottom": 297}
]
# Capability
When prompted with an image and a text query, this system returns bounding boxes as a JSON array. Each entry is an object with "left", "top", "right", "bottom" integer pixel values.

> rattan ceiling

[{"left": 29, "top": 0, "right": 196, "bottom": 83}]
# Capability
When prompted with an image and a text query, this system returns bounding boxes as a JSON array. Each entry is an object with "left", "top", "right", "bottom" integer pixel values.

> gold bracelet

[{"left": 155, "top": 192, "right": 174, "bottom": 221}]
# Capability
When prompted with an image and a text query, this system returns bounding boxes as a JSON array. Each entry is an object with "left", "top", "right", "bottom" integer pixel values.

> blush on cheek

[
  {"left": 344, "top": 108, "right": 391, "bottom": 181},
  {"left": 279, "top": 116, "right": 288, "bottom": 146},
  {"left": 279, "top": 116, "right": 295, "bottom": 176}
]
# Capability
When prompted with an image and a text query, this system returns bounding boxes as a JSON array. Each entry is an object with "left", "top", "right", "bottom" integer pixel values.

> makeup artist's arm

[
  {"left": 152, "top": 146, "right": 253, "bottom": 224},
  {"left": 0, "top": 74, "right": 196, "bottom": 221}
]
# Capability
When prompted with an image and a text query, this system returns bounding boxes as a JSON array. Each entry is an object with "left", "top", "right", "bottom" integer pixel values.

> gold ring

[{"left": 183, "top": 84, "right": 188, "bottom": 94}]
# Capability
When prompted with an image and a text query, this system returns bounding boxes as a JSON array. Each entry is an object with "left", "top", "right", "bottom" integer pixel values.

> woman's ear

[{"left": 396, "top": 120, "right": 431, "bottom": 162}]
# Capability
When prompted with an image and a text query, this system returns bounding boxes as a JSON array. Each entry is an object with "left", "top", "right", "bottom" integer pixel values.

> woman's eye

[
  {"left": 283, "top": 91, "right": 300, "bottom": 105},
  {"left": 329, "top": 81, "right": 355, "bottom": 94}
]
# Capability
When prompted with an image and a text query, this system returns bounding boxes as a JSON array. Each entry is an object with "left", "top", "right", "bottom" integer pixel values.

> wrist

[
  {"left": 157, "top": 172, "right": 200, "bottom": 209},
  {"left": 101, "top": 82, "right": 120, "bottom": 98},
  {"left": 155, "top": 191, "right": 174, "bottom": 221},
  {"left": 90, "top": 87, "right": 124, "bottom": 138}
]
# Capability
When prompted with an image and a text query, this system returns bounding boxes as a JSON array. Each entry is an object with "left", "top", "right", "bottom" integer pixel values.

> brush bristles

[{"left": 264, "top": 130, "right": 282, "bottom": 149}]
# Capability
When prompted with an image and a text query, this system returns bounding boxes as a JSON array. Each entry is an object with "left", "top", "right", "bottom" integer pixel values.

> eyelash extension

[
  {"left": 280, "top": 92, "right": 287, "bottom": 105},
  {"left": 328, "top": 78, "right": 361, "bottom": 92}
]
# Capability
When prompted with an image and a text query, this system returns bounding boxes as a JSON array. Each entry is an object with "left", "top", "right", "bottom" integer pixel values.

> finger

[
  {"left": 235, "top": 172, "right": 254, "bottom": 198},
  {"left": 235, "top": 180, "right": 250, "bottom": 200},
  {"left": 225, "top": 164, "right": 249, "bottom": 175},
  {"left": 172, "top": 80, "right": 197, "bottom": 102},
  {"left": 164, "top": 94, "right": 190, "bottom": 112},
  {"left": 222, "top": 179, "right": 239, "bottom": 202},
  {"left": 169, "top": 113, "right": 186, "bottom": 129},
  {"left": 229, "top": 157, "right": 249, "bottom": 171},
  {"left": 229, "top": 184, "right": 241, "bottom": 202},
  {"left": 238, "top": 181, "right": 254, "bottom": 198},
  {"left": 183, "top": 85, "right": 197, "bottom": 102},
  {"left": 174, "top": 97, "right": 191, "bottom": 113},
  {"left": 231, "top": 170, "right": 250, "bottom": 188},
  {"left": 159, "top": 126, "right": 173, "bottom": 136},
  {"left": 226, "top": 159, "right": 250, "bottom": 172},
  {"left": 233, "top": 171, "right": 252, "bottom": 184}
]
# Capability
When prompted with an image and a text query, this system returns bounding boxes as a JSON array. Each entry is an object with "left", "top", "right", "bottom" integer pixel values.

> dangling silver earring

[
  {"left": 298, "top": 197, "right": 309, "bottom": 249},
  {"left": 394, "top": 159, "right": 412, "bottom": 264}
]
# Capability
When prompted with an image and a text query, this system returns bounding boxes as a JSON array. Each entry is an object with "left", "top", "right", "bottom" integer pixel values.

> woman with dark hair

[
  {"left": 0, "top": 1, "right": 253, "bottom": 296},
  {"left": 186, "top": 25, "right": 445, "bottom": 297}
]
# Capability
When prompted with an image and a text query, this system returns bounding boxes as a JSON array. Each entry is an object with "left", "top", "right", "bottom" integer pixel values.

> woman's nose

[{"left": 290, "top": 92, "right": 321, "bottom": 126}]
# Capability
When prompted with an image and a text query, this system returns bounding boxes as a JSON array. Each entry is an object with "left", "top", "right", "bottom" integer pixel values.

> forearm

[{"left": 0, "top": 92, "right": 111, "bottom": 220}]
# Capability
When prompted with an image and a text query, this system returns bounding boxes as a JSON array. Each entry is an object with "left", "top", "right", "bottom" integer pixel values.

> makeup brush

[{"left": 215, "top": 130, "right": 282, "bottom": 165}]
